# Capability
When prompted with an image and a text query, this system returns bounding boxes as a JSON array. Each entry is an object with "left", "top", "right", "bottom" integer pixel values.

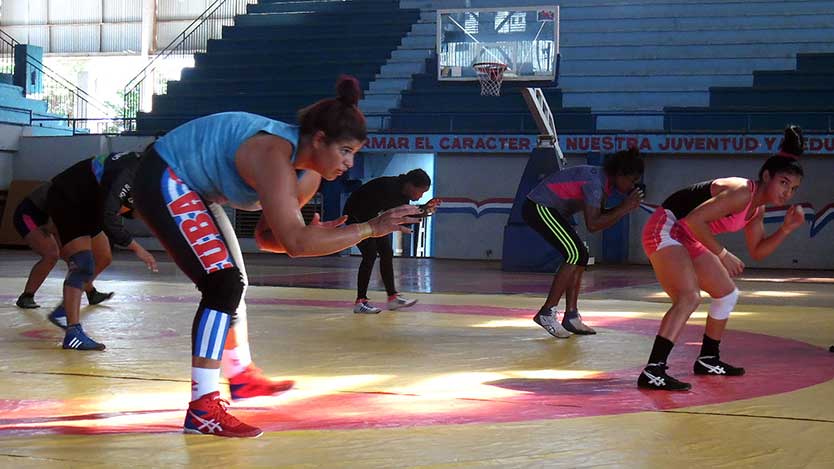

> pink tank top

[{"left": 707, "top": 179, "right": 762, "bottom": 234}]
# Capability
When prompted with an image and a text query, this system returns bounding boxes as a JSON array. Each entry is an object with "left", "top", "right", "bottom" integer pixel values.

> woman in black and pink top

[{"left": 638, "top": 126, "right": 806, "bottom": 391}]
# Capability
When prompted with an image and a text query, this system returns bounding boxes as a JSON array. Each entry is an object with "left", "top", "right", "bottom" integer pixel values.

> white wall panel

[
  {"left": 50, "top": 24, "right": 100, "bottom": 53},
  {"left": 103, "top": 0, "right": 142, "bottom": 23},
  {"left": 0, "top": 0, "right": 48, "bottom": 25},
  {"left": 157, "top": 0, "right": 209, "bottom": 21},
  {"left": 1, "top": 25, "right": 49, "bottom": 50},
  {"left": 2, "top": 0, "right": 239, "bottom": 54},
  {"left": 156, "top": 20, "right": 191, "bottom": 49},
  {"left": 102, "top": 22, "right": 141, "bottom": 53},
  {"left": 48, "top": 0, "right": 102, "bottom": 25}
]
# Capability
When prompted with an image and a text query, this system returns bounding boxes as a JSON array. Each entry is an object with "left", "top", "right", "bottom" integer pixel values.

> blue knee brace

[{"left": 65, "top": 250, "right": 95, "bottom": 289}]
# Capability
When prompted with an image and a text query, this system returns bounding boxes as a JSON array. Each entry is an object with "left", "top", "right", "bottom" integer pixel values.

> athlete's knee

[
  {"left": 676, "top": 290, "right": 702, "bottom": 311},
  {"left": 361, "top": 250, "right": 378, "bottom": 263},
  {"left": 708, "top": 288, "right": 739, "bottom": 320},
  {"left": 378, "top": 247, "right": 393, "bottom": 262},
  {"left": 65, "top": 250, "right": 95, "bottom": 289},
  {"left": 42, "top": 244, "right": 60, "bottom": 267},
  {"left": 94, "top": 250, "right": 113, "bottom": 272},
  {"left": 198, "top": 267, "right": 245, "bottom": 314}
]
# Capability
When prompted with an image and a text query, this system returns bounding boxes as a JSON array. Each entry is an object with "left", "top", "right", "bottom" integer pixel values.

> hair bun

[
  {"left": 335, "top": 75, "right": 362, "bottom": 106},
  {"left": 780, "top": 124, "right": 804, "bottom": 157}
]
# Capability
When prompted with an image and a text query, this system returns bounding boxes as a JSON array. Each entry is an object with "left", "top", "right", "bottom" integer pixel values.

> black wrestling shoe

[
  {"left": 693, "top": 355, "right": 745, "bottom": 376},
  {"left": 16, "top": 293, "right": 39, "bottom": 309},
  {"left": 638, "top": 362, "right": 691, "bottom": 391},
  {"left": 87, "top": 289, "right": 115, "bottom": 305}
]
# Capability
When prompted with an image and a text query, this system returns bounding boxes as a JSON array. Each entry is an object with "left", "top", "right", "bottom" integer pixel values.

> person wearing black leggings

[{"left": 343, "top": 169, "right": 436, "bottom": 314}]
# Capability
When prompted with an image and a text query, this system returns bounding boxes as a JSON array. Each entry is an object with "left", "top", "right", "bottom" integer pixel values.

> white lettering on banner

[
  {"left": 361, "top": 134, "right": 834, "bottom": 155},
  {"left": 364, "top": 135, "right": 534, "bottom": 153},
  {"left": 564, "top": 135, "right": 765, "bottom": 153}
]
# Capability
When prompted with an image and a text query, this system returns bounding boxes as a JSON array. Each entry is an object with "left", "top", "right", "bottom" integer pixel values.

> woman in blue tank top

[{"left": 132, "top": 76, "right": 420, "bottom": 438}]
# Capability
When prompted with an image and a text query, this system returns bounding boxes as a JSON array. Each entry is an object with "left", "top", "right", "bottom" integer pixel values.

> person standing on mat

[
  {"left": 46, "top": 151, "right": 159, "bottom": 349},
  {"left": 13, "top": 182, "right": 115, "bottom": 309},
  {"left": 132, "top": 76, "right": 420, "bottom": 438},
  {"left": 637, "top": 125, "right": 805, "bottom": 391},
  {"left": 524, "top": 147, "right": 645, "bottom": 338},
  {"left": 343, "top": 169, "right": 438, "bottom": 314}
]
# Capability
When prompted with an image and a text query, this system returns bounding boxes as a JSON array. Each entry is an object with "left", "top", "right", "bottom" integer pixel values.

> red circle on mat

[
  {"left": 241, "top": 305, "right": 834, "bottom": 432},
  {"left": 6, "top": 298, "right": 833, "bottom": 434}
]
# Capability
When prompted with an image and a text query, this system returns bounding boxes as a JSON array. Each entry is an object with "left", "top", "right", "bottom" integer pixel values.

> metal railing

[
  {"left": 0, "top": 30, "right": 13, "bottom": 77},
  {"left": 0, "top": 28, "right": 120, "bottom": 132},
  {"left": 122, "top": 0, "right": 257, "bottom": 130},
  {"left": 29, "top": 117, "right": 135, "bottom": 135}
]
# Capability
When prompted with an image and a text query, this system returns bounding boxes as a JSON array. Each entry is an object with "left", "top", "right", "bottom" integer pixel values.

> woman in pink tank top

[{"left": 637, "top": 126, "right": 807, "bottom": 392}]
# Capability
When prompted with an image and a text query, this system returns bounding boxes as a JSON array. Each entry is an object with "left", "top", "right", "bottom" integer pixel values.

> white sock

[
  {"left": 191, "top": 367, "right": 220, "bottom": 401},
  {"left": 221, "top": 345, "right": 253, "bottom": 378}
]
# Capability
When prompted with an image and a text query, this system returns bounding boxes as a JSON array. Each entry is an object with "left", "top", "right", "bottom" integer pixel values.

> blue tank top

[{"left": 154, "top": 112, "right": 299, "bottom": 210}]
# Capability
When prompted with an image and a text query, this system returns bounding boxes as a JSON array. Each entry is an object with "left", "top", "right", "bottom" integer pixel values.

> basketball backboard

[{"left": 437, "top": 6, "right": 559, "bottom": 81}]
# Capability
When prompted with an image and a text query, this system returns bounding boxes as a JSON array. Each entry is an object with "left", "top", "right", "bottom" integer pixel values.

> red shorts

[{"left": 642, "top": 208, "right": 709, "bottom": 259}]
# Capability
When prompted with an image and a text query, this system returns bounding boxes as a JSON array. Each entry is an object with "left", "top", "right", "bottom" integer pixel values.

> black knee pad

[{"left": 197, "top": 267, "right": 244, "bottom": 314}]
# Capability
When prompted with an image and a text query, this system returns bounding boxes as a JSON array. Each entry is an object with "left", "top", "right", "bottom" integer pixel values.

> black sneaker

[
  {"left": 693, "top": 355, "right": 745, "bottom": 376},
  {"left": 16, "top": 293, "right": 39, "bottom": 309},
  {"left": 638, "top": 363, "right": 691, "bottom": 391},
  {"left": 86, "top": 289, "right": 115, "bottom": 305}
]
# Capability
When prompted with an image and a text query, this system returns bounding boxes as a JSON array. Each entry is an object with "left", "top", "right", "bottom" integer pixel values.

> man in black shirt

[{"left": 343, "top": 169, "right": 436, "bottom": 313}]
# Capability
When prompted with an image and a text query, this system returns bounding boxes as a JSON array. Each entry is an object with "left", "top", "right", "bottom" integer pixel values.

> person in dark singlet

[
  {"left": 132, "top": 76, "right": 419, "bottom": 438},
  {"left": 524, "top": 148, "right": 645, "bottom": 338},
  {"left": 46, "top": 152, "right": 158, "bottom": 350},
  {"left": 638, "top": 125, "right": 806, "bottom": 391},
  {"left": 13, "top": 182, "right": 114, "bottom": 309}
]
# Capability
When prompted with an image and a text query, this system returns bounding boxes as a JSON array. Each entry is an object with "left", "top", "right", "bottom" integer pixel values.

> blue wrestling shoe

[
  {"left": 62, "top": 324, "right": 106, "bottom": 351},
  {"left": 48, "top": 305, "right": 68, "bottom": 329}
]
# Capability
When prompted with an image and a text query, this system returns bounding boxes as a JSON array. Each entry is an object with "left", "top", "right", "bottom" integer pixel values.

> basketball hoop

[{"left": 473, "top": 62, "right": 507, "bottom": 96}]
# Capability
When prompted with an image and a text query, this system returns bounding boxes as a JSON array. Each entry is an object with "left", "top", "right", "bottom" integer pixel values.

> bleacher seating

[
  {"left": 665, "top": 53, "right": 834, "bottom": 131},
  {"left": 135, "top": 0, "right": 420, "bottom": 135}
]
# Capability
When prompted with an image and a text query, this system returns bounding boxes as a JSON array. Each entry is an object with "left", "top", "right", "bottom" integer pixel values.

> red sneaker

[
  {"left": 229, "top": 364, "right": 295, "bottom": 401},
  {"left": 183, "top": 391, "right": 262, "bottom": 438}
]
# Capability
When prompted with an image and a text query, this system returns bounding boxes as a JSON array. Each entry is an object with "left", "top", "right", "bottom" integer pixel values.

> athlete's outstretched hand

[{"left": 369, "top": 205, "right": 422, "bottom": 236}]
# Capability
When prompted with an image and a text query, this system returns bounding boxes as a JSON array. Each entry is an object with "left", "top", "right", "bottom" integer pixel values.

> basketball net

[{"left": 473, "top": 62, "right": 507, "bottom": 96}]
